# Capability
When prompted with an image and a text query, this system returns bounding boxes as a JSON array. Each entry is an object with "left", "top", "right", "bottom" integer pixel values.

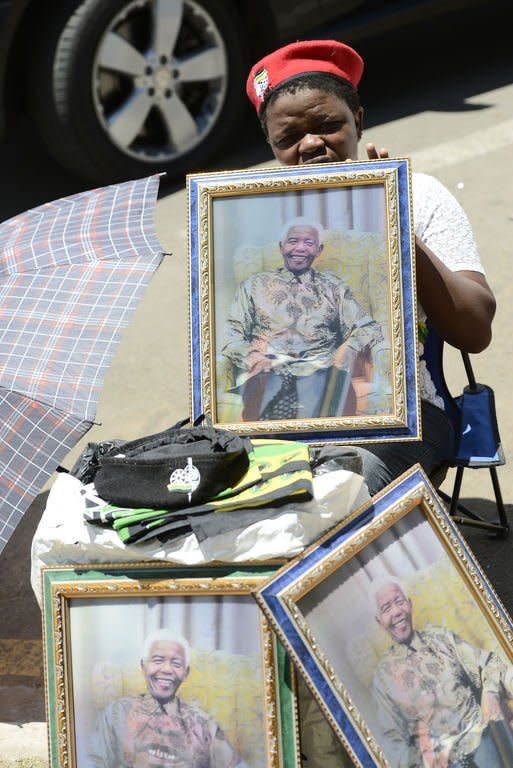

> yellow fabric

[
  {"left": 92, "top": 649, "right": 265, "bottom": 767},
  {"left": 206, "top": 438, "right": 312, "bottom": 512},
  {"left": 217, "top": 229, "right": 388, "bottom": 422}
]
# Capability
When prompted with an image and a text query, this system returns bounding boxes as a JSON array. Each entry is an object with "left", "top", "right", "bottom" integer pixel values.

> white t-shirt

[{"left": 412, "top": 173, "right": 484, "bottom": 408}]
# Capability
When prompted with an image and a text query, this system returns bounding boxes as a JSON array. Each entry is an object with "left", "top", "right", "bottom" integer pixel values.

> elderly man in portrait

[
  {"left": 371, "top": 579, "right": 513, "bottom": 768},
  {"left": 221, "top": 216, "right": 386, "bottom": 421},
  {"left": 89, "top": 628, "right": 244, "bottom": 768}
]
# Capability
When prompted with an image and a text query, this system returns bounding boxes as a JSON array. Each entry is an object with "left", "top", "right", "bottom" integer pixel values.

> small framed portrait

[
  {"left": 187, "top": 157, "right": 419, "bottom": 445},
  {"left": 256, "top": 465, "right": 513, "bottom": 767},
  {"left": 42, "top": 563, "right": 300, "bottom": 768}
]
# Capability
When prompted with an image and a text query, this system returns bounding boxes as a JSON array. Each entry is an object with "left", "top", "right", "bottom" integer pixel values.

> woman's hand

[
  {"left": 247, "top": 348, "right": 274, "bottom": 376},
  {"left": 366, "top": 142, "right": 389, "bottom": 159}
]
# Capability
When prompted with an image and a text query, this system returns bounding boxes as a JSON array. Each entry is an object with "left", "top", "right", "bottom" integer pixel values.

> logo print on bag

[{"left": 167, "top": 457, "right": 200, "bottom": 503}]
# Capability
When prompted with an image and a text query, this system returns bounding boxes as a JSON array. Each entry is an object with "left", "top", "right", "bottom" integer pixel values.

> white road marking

[{"left": 410, "top": 118, "right": 513, "bottom": 172}]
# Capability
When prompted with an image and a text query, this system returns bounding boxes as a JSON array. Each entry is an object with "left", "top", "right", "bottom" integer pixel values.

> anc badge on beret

[{"left": 253, "top": 67, "right": 269, "bottom": 101}]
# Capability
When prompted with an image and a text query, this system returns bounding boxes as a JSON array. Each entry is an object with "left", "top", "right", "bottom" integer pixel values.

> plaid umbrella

[{"left": 0, "top": 174, "right": 164, "bottom": 554}]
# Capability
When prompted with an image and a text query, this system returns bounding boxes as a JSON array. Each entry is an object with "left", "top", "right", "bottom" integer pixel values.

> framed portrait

[
  {"left": 256, "top": 465, "right": 513, "bottom": 767},
  {"left": 42, "top": 563, "right": 300, "bottom": 768},
  {"left": 187, "top": 157, "right": 419, "bottom": 445}
]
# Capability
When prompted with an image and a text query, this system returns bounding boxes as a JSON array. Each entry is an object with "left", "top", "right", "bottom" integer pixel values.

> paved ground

[{"left": 1, "top": 6, "right": 513, "bottom": 765}]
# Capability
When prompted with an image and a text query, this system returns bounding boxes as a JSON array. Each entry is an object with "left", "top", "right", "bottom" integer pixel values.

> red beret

[{"left": 246, "top": 40, "right": 364, "bottom": 115}]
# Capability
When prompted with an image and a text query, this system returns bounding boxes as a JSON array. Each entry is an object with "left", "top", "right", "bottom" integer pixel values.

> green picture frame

[{"left": 42, "top": 563, "right": 300, "bottom": 768}]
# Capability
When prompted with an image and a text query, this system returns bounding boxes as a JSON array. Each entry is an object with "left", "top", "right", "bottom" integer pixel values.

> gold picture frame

[
  {"left": 256, "top": 465, "right": 513, "bottom": 766},
  {"left": 187, "top": 157, "right": 419, "bottom": 445},
  {"left": 42, "top": 563, "right": 300, "bottom": 768}
]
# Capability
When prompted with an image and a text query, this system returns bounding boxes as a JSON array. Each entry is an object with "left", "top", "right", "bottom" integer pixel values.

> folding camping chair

[{"left": 422, "top": 321, "right": 509, "bottom": 536}]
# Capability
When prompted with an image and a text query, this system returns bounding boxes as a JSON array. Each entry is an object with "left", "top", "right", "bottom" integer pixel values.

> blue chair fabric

[{"left": 421, "top": 321, "right": 508, "bottom": 536}]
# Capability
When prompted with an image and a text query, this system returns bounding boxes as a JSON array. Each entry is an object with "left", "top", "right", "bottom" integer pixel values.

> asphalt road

[{"left": 1, "top": 6, "right": 513, "bottom": 762}]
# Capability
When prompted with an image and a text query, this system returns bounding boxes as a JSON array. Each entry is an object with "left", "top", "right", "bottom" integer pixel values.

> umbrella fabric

[{"left": 0, "top": 174, "right": 164, "bottom": 553}]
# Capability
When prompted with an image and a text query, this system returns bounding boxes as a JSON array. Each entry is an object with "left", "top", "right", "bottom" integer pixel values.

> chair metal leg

[
  {"left": 439, "top": 466, "right": 510, "bottom": 537},
  {"left": 490, "top": 466, "right": 509, "bottom": 530},
  {"left": 449, "top": 467, "right": 464, "bottom": 518}
]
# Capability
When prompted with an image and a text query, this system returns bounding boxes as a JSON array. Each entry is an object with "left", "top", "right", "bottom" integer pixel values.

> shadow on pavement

[
  {"left": 453, "top": 499, "right": 513, "bottom": 607},
  {"left": 356, "top": 5, "right": 513, "bottom": 127},
  {"left": 0, "top": 493, "right": 47, "bottom": 723}
]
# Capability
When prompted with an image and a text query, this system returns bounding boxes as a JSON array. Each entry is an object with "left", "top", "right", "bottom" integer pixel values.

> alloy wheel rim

[{"left": 92, "top": 0, "right": 228, "bottom": 164}]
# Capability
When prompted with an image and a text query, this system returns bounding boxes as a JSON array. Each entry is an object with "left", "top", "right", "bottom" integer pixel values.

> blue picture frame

[
  {"left": 187, "top": 158, "right": 420, "bottom": 445},
  {"left": 255, "top": 465, "right": 513, "bottom": 767}
]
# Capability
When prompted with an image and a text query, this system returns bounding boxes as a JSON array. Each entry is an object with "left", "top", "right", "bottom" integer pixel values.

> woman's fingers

[{"left": 366, "top": 142, "right": 390, "bottom": 159}]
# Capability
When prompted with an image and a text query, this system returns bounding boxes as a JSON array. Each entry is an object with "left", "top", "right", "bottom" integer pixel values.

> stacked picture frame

[
  {"left": 41, "top": 159, "right": 513, "bottom": 767},
  {"left": 42, "top": 564, "right": 301, "bottom": 768},
  {"left": 42, "top": 468, "right": 513, "bottom": 767}
]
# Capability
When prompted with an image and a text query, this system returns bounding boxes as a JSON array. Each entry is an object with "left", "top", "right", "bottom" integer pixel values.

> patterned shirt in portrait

[
  {"left": 89, "top": 694, "right": 242, "bottom": 768},
  {"left": 372, "top": 626, "right": 506, "bottom": 768},
  {"left": 222, "top": 267, "right": 384, "bottom": 383}
]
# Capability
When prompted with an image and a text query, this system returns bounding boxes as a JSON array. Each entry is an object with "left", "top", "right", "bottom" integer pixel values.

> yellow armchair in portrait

[
  {"left": 216, "top": 228, "right": 391, "bottom": 423},
  {"left": 344, "top": 557, "right": 510, "bottom": 695},
  {"left": 91, "top": 648, "right": 266, "bottom": 767}
]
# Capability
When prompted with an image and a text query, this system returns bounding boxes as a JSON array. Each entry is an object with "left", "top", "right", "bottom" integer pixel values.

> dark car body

[{"left": 0, "top": 0, "right": 500, "bottom": 183}]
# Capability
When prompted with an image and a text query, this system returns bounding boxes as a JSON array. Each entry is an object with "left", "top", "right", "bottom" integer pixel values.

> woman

[
  {"left": 245, "top": 39, "right": 497, "bottom": 767},
  {"left": 246, "top": 39, "right": 496, "bottom": 496}
]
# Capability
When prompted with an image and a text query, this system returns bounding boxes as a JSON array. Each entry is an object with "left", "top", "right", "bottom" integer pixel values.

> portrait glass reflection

[
  {"left": 296, "top": 505, "right": 513, "bottom": 767},
  {"left": 213, "top": 183, "right": 392, "bottom": 427},
  {"left": 68, "top": 594, "right": 268, "bottom": 768}
]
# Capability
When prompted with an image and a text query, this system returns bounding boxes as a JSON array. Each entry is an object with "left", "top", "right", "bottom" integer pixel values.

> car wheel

[{"left": 28, "top": 0, "right": 248, "bottom": 184}]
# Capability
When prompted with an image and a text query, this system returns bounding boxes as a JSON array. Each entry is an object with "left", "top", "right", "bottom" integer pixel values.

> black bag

[{"left": 75, "top": 418, "right": 251, "bottom": 511}]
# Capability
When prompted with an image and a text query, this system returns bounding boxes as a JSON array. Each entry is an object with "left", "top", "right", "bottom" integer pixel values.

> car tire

[{"left": 28, "top": 0, "right": 249, "bottom": 184}]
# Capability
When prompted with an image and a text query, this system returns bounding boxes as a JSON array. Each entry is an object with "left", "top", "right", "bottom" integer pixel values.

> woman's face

[{"left": 265, "top": 87, "right": 363, "bottom": 166}]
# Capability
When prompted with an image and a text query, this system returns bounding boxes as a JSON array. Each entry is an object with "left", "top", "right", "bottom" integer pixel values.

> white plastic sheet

[{"left": 31, "top": 469, "right": 369, "bottom": 606}]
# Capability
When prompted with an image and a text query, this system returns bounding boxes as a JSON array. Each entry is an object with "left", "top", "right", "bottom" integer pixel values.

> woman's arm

[
  {"left": 415, "top": 239, "right": 495, "bottom": 352},
  {"left": 365, "top": 142, "right": 496, "bottom": 353}
]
